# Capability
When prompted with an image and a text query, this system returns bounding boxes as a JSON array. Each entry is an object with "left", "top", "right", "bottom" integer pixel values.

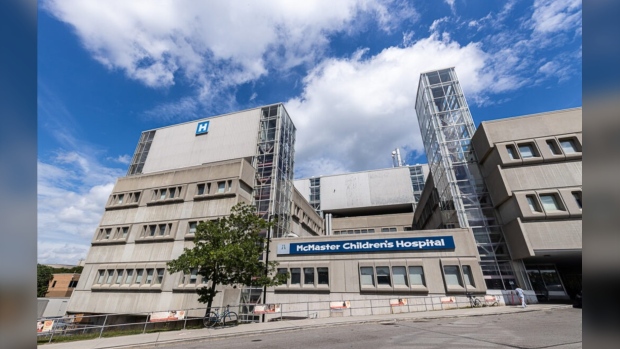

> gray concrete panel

[{"left": 141, "top": 109, "right": 260, "bottom": 174}]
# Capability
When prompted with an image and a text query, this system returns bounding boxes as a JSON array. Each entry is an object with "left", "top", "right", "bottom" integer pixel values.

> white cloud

[
  {"left": 42, "top": 0, "right": 416, "bottom": 116},
  {"left": 38, "top": 152, "right": 123, "bottom": 264},
  {"left": 444, "top": 0, "right": 456, "bottom": 14},
  {"left": 286, "top": 34, "right": 521, "bottom": 178},
  {"left": 531, "top": 0, "right": 581, "bottom": 34},
  {"left": 107, "top": 154, "right": 132, "bottom": 165}
]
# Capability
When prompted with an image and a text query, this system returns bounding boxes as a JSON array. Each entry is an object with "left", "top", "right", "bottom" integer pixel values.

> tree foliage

[
  {"left": 167, "top": 203, "right": 286, "bottom": 312},
  {"left": 37, "top": 264, "right": 54, "bottom": 297}
]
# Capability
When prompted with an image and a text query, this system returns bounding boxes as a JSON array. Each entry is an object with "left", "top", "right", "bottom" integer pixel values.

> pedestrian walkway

[{"left": 38, "top": 304, "right": 570, "bottom": 349}]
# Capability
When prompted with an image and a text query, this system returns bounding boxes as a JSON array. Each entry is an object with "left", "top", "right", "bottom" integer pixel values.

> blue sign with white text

[
  {"left": 196, "top": 121, "right": 210, "bottom": 135},
  {"left": 277, "top": 236, "right": 455, "bottom": 255}
]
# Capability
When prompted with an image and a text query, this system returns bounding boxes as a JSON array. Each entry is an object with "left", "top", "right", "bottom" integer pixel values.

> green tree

[
  {"left": 167, "top": 203, "right": 286, "bottom": 314},
  {"left": 37, "top": 264, "right": 54, "bottom": 297}
]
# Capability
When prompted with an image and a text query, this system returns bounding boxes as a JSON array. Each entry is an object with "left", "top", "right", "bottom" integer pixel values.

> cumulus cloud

[
  {"left": 41, "top": 0, "right": 417, "bottom": 117},
  {"left": 287, "top": 33, "right": 522, "bottom": 178},
  {"left": 38, "top": 152, "right": 123, "bottom": 264}
]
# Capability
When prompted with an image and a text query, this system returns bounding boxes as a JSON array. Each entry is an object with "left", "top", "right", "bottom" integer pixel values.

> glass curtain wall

[
  {"left": 415, "top": 68, "right": 516, "bottom": 290},
  {"left": 254, "top": 104, "right": 296, "bottom": 238}
]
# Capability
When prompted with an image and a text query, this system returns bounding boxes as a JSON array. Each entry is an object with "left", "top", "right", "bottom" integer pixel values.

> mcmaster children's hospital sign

[{"left": 277, "top": 236, "right": 455, "bottom": 255}]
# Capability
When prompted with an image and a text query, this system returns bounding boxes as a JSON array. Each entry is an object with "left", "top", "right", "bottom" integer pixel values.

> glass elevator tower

[{"left": 415, "top": 68, "right": 516, "bottom": 289}]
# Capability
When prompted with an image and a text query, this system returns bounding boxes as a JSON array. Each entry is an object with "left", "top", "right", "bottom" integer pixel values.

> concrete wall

[
  {"left": 290, "top": 187, "right": 324, "bottom": 237},
  {"left": 319, "top": 167, "right": 414, "bottom": 211},
  {"left": 141, "top": 108, "right": 260, "bottom": 174},
  {"left": 68, "top": 159, "right": 256, "bottom": 315},
  {"left": 332, "top": 212, "right": 414, "bottom": 233}
]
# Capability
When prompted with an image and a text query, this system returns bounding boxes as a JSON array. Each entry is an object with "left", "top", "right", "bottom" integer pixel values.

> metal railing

[{"left": 37, "top": 293, "right": 506, "bottom": 343}]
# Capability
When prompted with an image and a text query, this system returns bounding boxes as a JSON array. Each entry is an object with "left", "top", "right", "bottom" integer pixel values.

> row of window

[
  {"left": 94, "top": 220, "right": 218, "bottom": 244},
  {"left": 94, "top": 268, "right": 165, "bottom": 286},
  {"left": 505, "top": 136, "right": 581, "bottom": 161},
  {"left": 140, "top": 222, "right": 175, "bottom": 238},
  {"left": 277, "top": 267, "right": 329, "bottom": 288},
  {"left": 152, "top": 186, "right": 184, "bottom": 201},
  {"left": 106, "top": 180, "right": 238, "bottom": 209},
  {"left": 107, "top": 191, "right": 141, "bottom": 208},
  {"left": 94, "top": 225, "right": 130, "bottom": 242},
  {"left": 332, "top": 227, "right": 400, "bottom": 235},
  {"left": 196, "top": 180, "right": 233, "bottom": 196},
  {"left": 526, "top": 192, "right": 581, "bottom": 213},
  {"left": 359, "top": 264, "right": 477, "bottom": 291}
]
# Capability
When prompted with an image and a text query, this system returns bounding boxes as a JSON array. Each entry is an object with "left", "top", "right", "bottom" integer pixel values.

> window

[
  {"left": 197, "top": 184, "right": 205, "bottom": 195},
  {"left": 560, "top": 139, "right": 578, "bottom": 154},
  {"left": 443, "top": 265, "right": 463, "bottom": 286},
  {"left": 227, "top": 180, "right": 233, "bottom": 192},
  {"left": 540, "top": 194, "right": 561, "bottom": 211},
  {"left": 304, "top": 268, "right": 314, "bottom": 285},
  {"left": 277, "top": 268, "right": 287, "bottom": 278},
  {"left": 409, "top": 266, "right": 425, "bottom": 286},
  {"left": 360, "top": 267, "right": 375, "bottom": 286},
  {"left": 133, "top": 192, "right": 140, "bottom": 203},
  {"left": 217, "top": 182, "right": 225, "bottom": 193},
  {"left": 124, "top": 269, "right": 134, "bottom": 284},
  {"left": 169, "top": 187, "right": 176, "bottom": 198},
  {"left": 546, "top": 140, "right": 561, "bottom": 155},
  {"left": 68, "top": 280, "right": 78, "bottom": 288},
  {"left": 189, "top": 269, "right": 197, "bottom": 284},
  {"left": 317, "top": 268, "right": 329, "bottom": 285},
  {"left": 290, "top": 268, "right": 301, "bottom": 285},
  {"left": 106, "top": 270, "right": 115, "bottom": 284},
  {"left": 188, "top": 222, "right": 197, "bottom": 234},
  {"left": 526, "top": 195, "right": 541, "bottom": 212},
  {"left": 506, "top": 145, "right": 519, "bottom": 160},
  {"left": 376, "top": 266, "right": 391, "bottom": 286},
  {"left": 518, "top": 144, "right": 536, "bottom": 158},
  {"left": 393, "top": 266, "right": 408, "bottom": 286},
  {"left": 117, "top": 194, "right": 124, "bottom": 204},
  {"left": 115, "top": 270, "right": 124, "bottom": 284},
  {"left": 145, "top": 269, "right": 154, "bottom": 284},
  {"left": 572, "top": 191, "right": 582, "bottom": 209},
  {"left": 462, "top": 265, "right": 475, "bottom": 287},
  {"left": 149, "top": 225, "right": 156, "bottom": 236},
  {"left": 104, "top": 228, "right": 111, "bottom": 239},
  {"left": 155, "top": 269, "right": 165, "bottom": 284},
  {"left": 51, "top": 281, "right": 56, "bottom": 288},
  {"left": 121, "top": 227, "right": 129, "bottom": 238},
  {"left": 159, "top": 189, "right": 167, "bottom": 200},
  {"left": 135, "top": 269, "right": 144, "bottom": 284},
  {"left": 97, "top": 270, "right": 105, "bottom": 284},
  {"left": 158, "top": 224, "right": 167, "bottom": 236}
]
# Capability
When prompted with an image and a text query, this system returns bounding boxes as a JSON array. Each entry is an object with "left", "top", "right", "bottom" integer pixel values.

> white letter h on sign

[{"left": 196, "top": 121, "right": 210, "bottom": 135}]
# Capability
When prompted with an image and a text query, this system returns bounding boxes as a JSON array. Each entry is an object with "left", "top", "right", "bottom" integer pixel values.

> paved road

[{"left": 156, "top": 308, "right": 581, "bottom": 349}]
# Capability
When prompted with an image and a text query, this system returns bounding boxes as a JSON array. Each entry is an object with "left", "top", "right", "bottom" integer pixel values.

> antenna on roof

[{"left": 391, "top": 148, "right": 404, "bottom": 167}]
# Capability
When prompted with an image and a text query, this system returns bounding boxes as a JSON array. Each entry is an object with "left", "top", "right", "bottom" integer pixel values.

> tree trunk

[{"left": 204, "top": 283, "right": 218, "bottom": 316}]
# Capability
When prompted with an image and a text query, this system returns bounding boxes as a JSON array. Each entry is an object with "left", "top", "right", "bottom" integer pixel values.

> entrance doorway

[{"left": 525, "top": 264, "right": 569, "bottom": 302}]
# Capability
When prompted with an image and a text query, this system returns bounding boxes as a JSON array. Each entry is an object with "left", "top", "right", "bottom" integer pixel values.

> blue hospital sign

[
  {"left": 196, "top": 121, "right": 210, "bottom": 135},
  {"left": 277, "top": 236, "right": 455, "bottom": 255}
]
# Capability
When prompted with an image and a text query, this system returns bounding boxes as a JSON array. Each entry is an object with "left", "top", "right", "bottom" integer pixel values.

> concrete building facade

[
  {"left": 67, "top": 104, "right": 323, "bottom": 319},
  {"left": 470, "top": 108, "right": 582, "bottom": 301}
]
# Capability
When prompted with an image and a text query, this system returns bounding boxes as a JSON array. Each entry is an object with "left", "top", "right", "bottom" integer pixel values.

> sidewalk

[{"left": 38, "top": 304, "right": 571, "bottom": 349}]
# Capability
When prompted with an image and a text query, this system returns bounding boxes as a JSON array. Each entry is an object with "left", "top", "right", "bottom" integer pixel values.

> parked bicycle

[
  {"left": 465, "top": 292, "right": 482, "bottom": 308},
  {"left": 203, "top": 305, "right": 238, "bottom": 328}
]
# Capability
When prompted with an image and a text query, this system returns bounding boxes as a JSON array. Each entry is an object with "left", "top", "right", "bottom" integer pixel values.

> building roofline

[
  {"left": 294, "top": 164, "right": 428, "bottom": 181},
  {"left": 479, "top": 107, "right": 582, "bottom": 126},
  {"left": 141, "top": 102, "right": 285, "bottom": 133}
]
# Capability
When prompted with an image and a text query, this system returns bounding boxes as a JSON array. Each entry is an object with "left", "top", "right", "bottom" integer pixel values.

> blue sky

[{"left": 37, "top": 0, "right": 581, "bottom": 264}]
